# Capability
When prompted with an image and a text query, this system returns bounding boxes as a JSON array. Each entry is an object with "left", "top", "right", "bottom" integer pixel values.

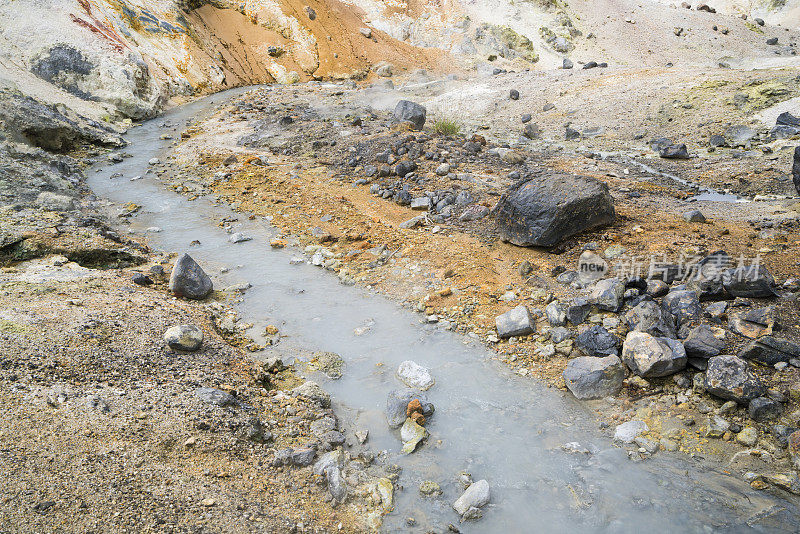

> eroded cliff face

[
  {"left": 0, "top": 0, "right": 447, "bottom": 120},
  {"left": 0, "top": 0, "right": 797, "bottom": 120}
]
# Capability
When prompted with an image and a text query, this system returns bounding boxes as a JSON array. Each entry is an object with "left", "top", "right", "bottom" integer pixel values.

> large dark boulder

[
  {"left": 740, "top": 336, "right": 800, "bottom": 366},
  {"left": 493, "top": 174, "right": 615, "bottom": 247},
  {"left": 393, "top": 100, "right": 427, "bottom": 130},
  {"left": 169, "top": 253, "right": 213, "bottom": 300}
]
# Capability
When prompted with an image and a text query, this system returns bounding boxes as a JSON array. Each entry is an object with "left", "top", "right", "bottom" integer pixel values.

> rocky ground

[
  {"left": 2, "top": 0, "right": 800, "bottom": 529},
  {"left": 0, "top": 90, "right": 392, "bottom": 533},
  {"left": 143, "top": 68, "right": 800, "bottom": 499}
]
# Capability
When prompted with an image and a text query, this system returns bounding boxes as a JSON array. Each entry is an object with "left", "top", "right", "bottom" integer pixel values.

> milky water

[{"left": 86, "top": 87, "right": 799, "bottom": 533}]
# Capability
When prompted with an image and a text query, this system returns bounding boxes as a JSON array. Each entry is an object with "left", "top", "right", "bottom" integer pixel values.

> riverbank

[{"left": 151, "top": 78, "right": 800, "bottom": 496}]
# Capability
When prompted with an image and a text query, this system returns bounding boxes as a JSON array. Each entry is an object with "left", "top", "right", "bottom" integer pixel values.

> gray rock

[
  {"left": 396, "top": 360, "right": 435, "bottom": 390},
  {"left": 659, "top": 144, "right": 690, "bottom": 159},
  {"left": 622, "top": 331, "right": 687, "bottom": 377},
  {"left": 562, "top": 58, "right": 573, "bottom": 69},
  {"left": 589, "top": 277, "right": 625, "bottom": 312},
  {"left": 551, "top": 326, "right": 572, "bottom": 344},
  {"left": 314, "top": 351, "right": 345, "bottom": 379},
  {"left": 683, "top": 325, "right": 725, "bottom": 359},
  {"left": 566, "top": 297, "right": 592, "bottom": 325},
  {"left": 195, "top": 387, "right": 237, "bottom": 407},
  {"left": 169, "top": 253, "right": 213, "bottom": 299},
  {"left": 453, "top": 479, "right": 490, "bottom": 516},
  {"left": 386, "top": 389, "right": 434, "bottom": 428},
  {"left": 394, "top": 100, "right": 427, "bottom": 130},
  {"left": 493, "top": 174, "right": 615, "bottom": 247},
  {"left": 575, "top": 325, "right": 619, "bottom": 357},
  {"left": 459, "top": 204, "right": 490, "bottom": 221},
  {"left": 646, "top": 280, "right": 669, "bottom": 297},
  {"left": 704, "top": 355, "right": 765, "bottom": 404},
  {"left": 164, "top": 324, "right": 203, "bottom": 351},
  {"left": 229, "top": 232, "right": 252, "bottom": 243},
  {"left": 411, "top": 197, "right": 431, "bottom": 210},
  {"left": 310, "top": 417, "right": 337, "bottom": 435},
  {"left": 496, "top": 305, "right": 535, "bottom": 338},
  {"left": 662, "top": 290, "right": 701, "bottom": 326},
  {"left": 291, "top": 381, "right": 331, "bottom": 408},
  {"left": 740, "top": 336, "right": 800, "bottom": 366},
  {"left": 624, "top": 300, "right": 676, "bottom": 338},
  {"left": 682, "top": 209, "right": 706, "bottom": 223},
  {"left": 563, "top": 355, "right": 625, "bottom": 400},
  {"left": 545, "top": 301, "right": 566, "bottom": 326},
  {"left": 705, "top": 415, "right": 730, "bottom": 438},
  {"left": 749, "top": 397, "right": 782, "bottom": 422},
  {"left": 723, "top": 265, "right": 776, "bottom": 298},
  {"left": 614, "top": 420, "right": 648, "bottom": 443},
  {"left": 793, "top": 146, "right": 800, "bottom": 195}
]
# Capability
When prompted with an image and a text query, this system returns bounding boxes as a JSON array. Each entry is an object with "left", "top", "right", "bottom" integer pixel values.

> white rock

[
  {"left": 614, "top": 420, "right": 649, "bottom": 443},
  {"left": 453, "top": 479, "right": 490, "bottom": 516},
  {"left": 396, "top": 360, "right": 435, "bottom": 390}
]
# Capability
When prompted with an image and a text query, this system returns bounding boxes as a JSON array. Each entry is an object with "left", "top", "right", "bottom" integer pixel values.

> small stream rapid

[{"left": 87, "top": 87, "right": 798, "bottom": 533}]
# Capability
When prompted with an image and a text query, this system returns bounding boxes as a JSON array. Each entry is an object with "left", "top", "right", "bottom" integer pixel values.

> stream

[{"left": 87, "top": 87, "right": 799, "bottom": 533}]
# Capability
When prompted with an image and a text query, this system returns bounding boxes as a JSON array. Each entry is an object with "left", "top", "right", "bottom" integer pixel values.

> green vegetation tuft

[{"left": 434, "top": 119, "right": 461, "bottom": 136}]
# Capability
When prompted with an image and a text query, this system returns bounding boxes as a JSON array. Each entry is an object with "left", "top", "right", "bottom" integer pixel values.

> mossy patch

[
  {"left": 484, "top": 25, "right": 539, "bottom": 63},
  {"left": 0, "top": 319, "right": 27, "bottom": 334}
]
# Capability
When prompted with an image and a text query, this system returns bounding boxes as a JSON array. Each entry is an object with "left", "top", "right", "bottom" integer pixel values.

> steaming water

[{"left": 87, "top": 87, "right": 799, "bottom": 533}]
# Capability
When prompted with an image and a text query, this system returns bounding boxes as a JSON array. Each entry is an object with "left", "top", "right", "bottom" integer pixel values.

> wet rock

[
  {"left": 740, "top": 336, "right": 800, "bottom": 366},
  {"left": 589, "top": 277, "right": 625, "bottom": 312},
  {"left": 704, "top": 355, "right": 765, "bottom": 404},
  {"left": 493, "top": 174, "right": 615, "bottom": 247},
  {"left": 793, "top": 146, "right": 800, "bottom": 195},
  {"left": 291, "top": 381, "right": 331, "bottom": 408},
  {"left": 624, "top": 300, "right": 676, "bottom": 338},
  {"left": 563, "top": 355, "right": 625, "bottom": 400},
  {"left": 400, "top": 418, "right": 428, "bottom": 454},
  {"left": 683, "top": 325, "right": 725, "bottom": 359},
  {"left": 496, "top": 305, "right": 535, "bottom": 338},
  {"left": 614, "top": 420, "right": 648, "bottom": 443},
  {"left": 164, "top": 324, "right": 203, "bottom": 352},
  {"left": 575, "top": 325, "right": 619, "bottom": 357},
  {"left": 396, "top": 361, "right": 435, "bottom": 390},
  {"left": 419, "top": 480, "right": 442, "bottom": 496},
  {"left": 453, "top": 479, "right": 490, "bottom": 516},
  {"left": 749, "top": 397, "right": 781, "bottom": 422},
  {"left": 394, "top": 100, "right": 427, "bottom": 130},
  {"left": 621, "top": 331, "right": 687, "bottom": 377},
  {"left": 662, "top": 290, "right": 701, "bottom": 326},
  {"left": 386, "top": 389, "right": 434, "bottom": 428},
  {"left": 313, "top": 351, "right": 345, "bottom": 379},
  {"left": 723, "top": 265, "right": 776, "bottom": 298},
  {"left": 169, "top": 253, "right": 213, "bottom": 300}
]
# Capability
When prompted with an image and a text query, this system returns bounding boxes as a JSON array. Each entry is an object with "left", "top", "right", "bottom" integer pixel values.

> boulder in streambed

[
  {"left": 453, "top": 479, "right": 490, "bottom": 517},
  {"left": 492, "top": 174, "right": 615, "bottom": 247},
  {"left": 386, "top": 389, "right": 434, "bottom": 428},
  {"left": 396, "top": 360, "right": 435, "bottom": 390},
  {"left": 164, "top": 324, "right": 203, "bottom": 351},
  {"left": 169, "top": 253, "right": 213, "bottom": 299},
  {"left": 563, "top": 355, "right": 625, "bottom": 400}
]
